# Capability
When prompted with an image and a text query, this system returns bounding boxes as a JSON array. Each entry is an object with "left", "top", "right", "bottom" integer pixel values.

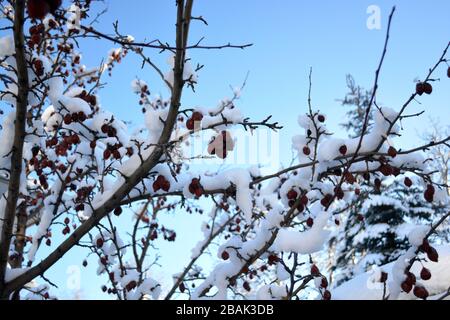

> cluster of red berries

[
  {"left": 418, "top": 239, "right": 439, "bottom": 262},
  {"left": 77, "top": 90, "right": 97, "bottom": 107},
  {"left": 423, "top": 184, "right": 435, "bottom": 203},
  {"left": 57, "top": 43, "right": 73, "bottom": 54},
  {"left": 186, "top": 111, "right": 203, "bottom": 130},
  {"left": 416, "top": 82, "right": 433, "bottom": 96},
  {"left": 286, "top": 189, "right": 308, "bottom": 212},
  {"left": 310, "top": 264, "right": 331, "bottom": 300},
  {"left": 32, "top": 59, "right": 44, "bottom": 76},
  {"left": 28, "top": 23, "right": 45, "bottom": 46},
  {"left": 74, "top": 186, "right": 93, "bottom": 211},
  {"left": 27, "top": 0, "right": 62, "bottom": 20},
  {"left": 103, "top": 143, "right": 122, "bottom": 160},
  {"left": 161, "top": 226, "right": 176, "bottom": 242},
  {"left": 189, "top": 178, "right": 204, "bottom": 197},
  {"left": 63, "top": 111, "right": 88, "bottom": 125},
  {"left": 153, "top": 175, "right": 170, "bottom": 192},
  {"left": 401, "top": 271, "right": 429, "bottom": 299},
  {"left": 400, "top": 239, "right": 438, "bottom": 299},
  {"left": 207, "top": 131, "right": 234, "bottom": 159},
  {"left": 101, "top": 123, "right": 117, "bottom": 137}
]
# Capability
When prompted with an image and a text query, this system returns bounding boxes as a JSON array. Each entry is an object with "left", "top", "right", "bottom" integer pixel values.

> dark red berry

[
  {"left": 401, "top": 281, "right": 412, "bottom": 293},
  {"left": 423, "top": 82, "right": 432, "bottom": 95},
  {"left": 416, "top": 82, "right": 425, "bottom": 96},
  {"left": 339, "top": 145, "right": 347, "bottom": 155},
  {"left": 388, "top": 146, "right": 397, "bottom": 158},
  {"left": 303, "top": 146, "right": 311, "bottom": 156},
  {"left": 113, "top": 207, "right": 122, "bottom": 216},
  {"left": 420, "top": 267, "right": 431, "bottom": 280},
  {"left": 287, "top": 189, "right": 298, "bottom": 200},
  {"left": 96, "top": 238, "right": 104, "bottom": 248},
  {"left": 310, "top": 264, "right": 320, "bottom": 276},
  {"left": 427, "top": 247, "right": 439, "bottom": 262},
  {"left": 221, "top": 251, "right": 229, "bottom": 260},
  {"left": 404, "top": 177, "right": 412, "bottom": 187},
  {"left": 413, "top": 285, "right": 429, "bottom": 300}
]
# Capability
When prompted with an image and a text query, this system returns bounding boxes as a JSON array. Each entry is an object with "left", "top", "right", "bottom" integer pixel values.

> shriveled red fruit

[
  {"left": 317, "top": 114, "right": 325, "bottom": 123},
  {"left": 186, "top": 118, "right": 194, "bottom": 130},
  {"left": 287, "top": 189, "right": 298, "bottom": 200},
  {"left": 125, "top": 280, "right": 137, "bottom": 292},
  {"left": 306, "top": 217, "right": 314, "bottom": 227},
  {"left": 179, "top": 282, "right": 186, "bottom": 293},
  {"left": 380, "top": 272, "right": 388, "bottom": 283},
  {"left": 191, "top": 111, "right": 203, "bottom": 122},
  {"left": 103, "top": 149, "right": 111, "bottom": 160},
  {"left": 320, "top": 277, "right": 328, "bottom": 288},
  {"left": 427, "top": 247, "right": 439, "bottom": 262},
  {"left": 447, "top": 66, "right": 450, "bottom": 78},
  {"left": 401, "top": 280, "right": 412, "bottom": 293},
  {"left": 424, "top": 188, "right": 434, "bottom": 203},
  {"left": 419, "top": 239, "right": 431, "bottom": 253},
  {"left": 322, "top": 290, "right": 331, "bottom": 300},
  {"left": 112, "top": 150, "right": 121, "bottom": 159},
  {"left": 268, "top": 254, "right": 279, "bottom": 264},
  {"left": 64, "top": 217, "right": 70, "bottom": 225},
  {"left": 82, "top": 260, "right": 88, "bottom": 267},
  {"left": 420, "top": 267, "right": 431, "bottom": 280},
  {"left": 339, "top": 145, "right": 347, "bottom": 155},
  {"left": 300, "top": 195, "right": 309, "bottom": 206},
  {"left": 302, "top": 146, "right": 311, "bottom": 156},
  {"left": 357, "top": 214, "right": 364, "bottom": 222},
  {"left": 310, "top": 264, "right": 320, "bottom": 276},
  {"left": 101, "top": 124, "right": 109, "bottom": 133},
  {"left": 388, "top": 146, "right": 397, "bottom": 158},
  {"left": 379, "top": 164, "right": 393, "bottom": 176},
  {"left": 113, "top": 207, "right": 122, "bottom": 216},
  {"left": 221, "top": 251, "right": 230, "bottom": 260},
  {"left": 152, "top": 180, "right": 161, "bottom": 192},
  {"left": 405, "top": 272, "right": 416, "bottom": 286},
  {"left": 243, "top": 281, "right": 251, "bottom": 292},
  {"left": 45, "top": 238, "right": 51, "bottom": 246},
  {"left": 413, "top": 285, "right": 429, "bottom": 300},
  {"left": 416, "top": 82, "right": 425, "bottom": 96},
  {"left": 161, "top": 180, "right": 170, "bottom": 192},
  {"left": 404, "top": 177, "right": 412, "bottom": 187},
  {"left": 334, "top": 186, "right": 344, "bottom": 200},
  {"left": 96, "top": 238, "right": 104, "bottom": 248},
  {"left": 27, "top": 0, "right": 50, "bottom": 19},
  {"left": 423, "top": 82, "right": 433, "bottom": 95},
  {"left": 320, "top": 194, "right": 333, "bottom": 207}
]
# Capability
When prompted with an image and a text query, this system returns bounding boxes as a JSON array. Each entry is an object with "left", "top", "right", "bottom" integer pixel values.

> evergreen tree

[{"left": 328, "top": 76, "right": 444, "bottom": 286}]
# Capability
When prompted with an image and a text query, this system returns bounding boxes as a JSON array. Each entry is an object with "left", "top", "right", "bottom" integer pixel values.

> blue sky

[{"left": 24, "top": 0, "right": 450, "bottom": 299}]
